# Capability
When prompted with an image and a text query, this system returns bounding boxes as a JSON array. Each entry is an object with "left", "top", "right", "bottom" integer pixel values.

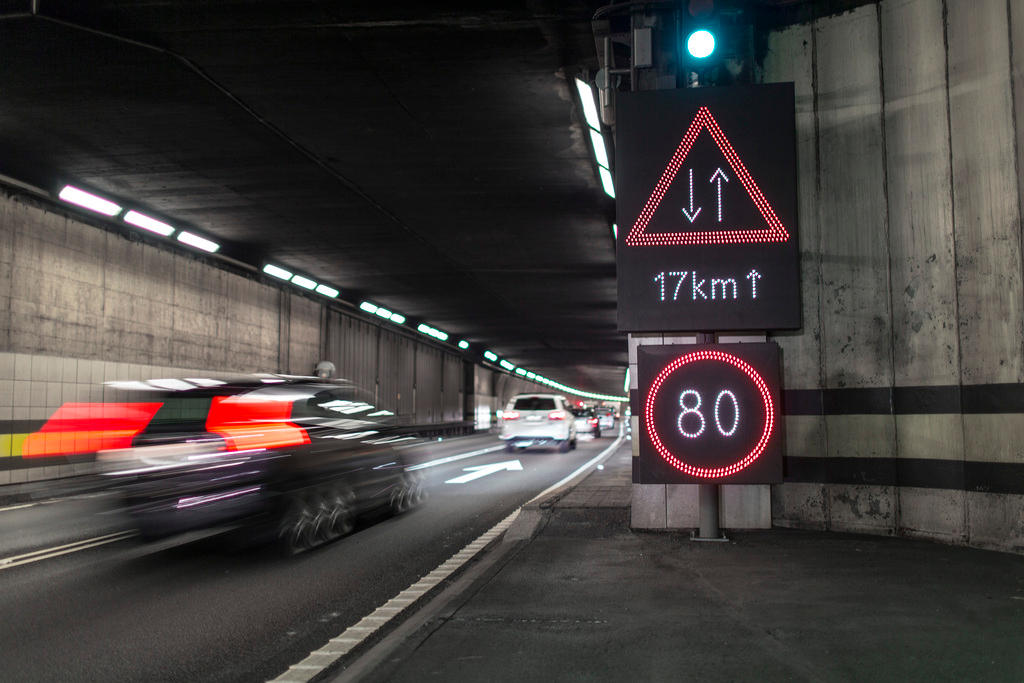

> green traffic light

[{"left": 686, "top": 29, "right": 716, "bottom": 59}]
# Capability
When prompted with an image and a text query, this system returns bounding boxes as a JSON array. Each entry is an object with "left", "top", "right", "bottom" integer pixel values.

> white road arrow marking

[
  {"left": 681, "top": 168, "right": 702, "bottom": 223},
  {"left": 445, "top": 459, "right": 523, "bottom": 484},
  {"left": 710, "top": 168, "right": 729, "bottom": 222}
]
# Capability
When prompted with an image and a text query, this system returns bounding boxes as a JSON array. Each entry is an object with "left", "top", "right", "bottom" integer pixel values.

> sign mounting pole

[{"left": 695, "top": 332, "right": 725, "bottom": 541}]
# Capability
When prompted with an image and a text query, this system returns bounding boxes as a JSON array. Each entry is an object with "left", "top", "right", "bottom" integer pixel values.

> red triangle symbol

[{"left": 624, "top": 106, "right": 790, "bottom": 247}]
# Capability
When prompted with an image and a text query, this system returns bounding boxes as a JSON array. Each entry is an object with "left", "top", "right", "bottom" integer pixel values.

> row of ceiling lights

[
  {"left": 574, "top": 78, "right": 615, "bottom": 200},
  {"left": 59, "top": 185, "right": 220, "bottom": 253},
  {"left": 54, "top": 181, "right": 628, "bottom": 402}
]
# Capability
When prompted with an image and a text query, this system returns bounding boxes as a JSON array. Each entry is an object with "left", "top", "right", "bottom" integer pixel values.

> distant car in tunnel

[
  {"left": 571, "top": 406, "right": 601, "bottom": 439},
  {"left": 28, "top": 376, "right": 425, "bottom": 554},
  {"left": 500, "top": 393, "right": 577, "bottom": 452},
  {"left": 595, "top": 406, "right": 617, "bottom": 432}
]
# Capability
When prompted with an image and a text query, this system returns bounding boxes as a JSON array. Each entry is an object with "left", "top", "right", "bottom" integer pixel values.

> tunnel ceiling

[{"left": 0, "top": 0, "right": 637, "bottom": 395}]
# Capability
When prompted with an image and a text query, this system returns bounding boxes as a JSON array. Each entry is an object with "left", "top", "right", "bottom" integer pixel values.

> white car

[{"left": 500, "top": 394, "right": 577, "bottom": 452}]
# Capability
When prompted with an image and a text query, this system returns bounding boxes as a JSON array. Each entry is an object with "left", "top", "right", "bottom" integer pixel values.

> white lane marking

[
  {"left": 0, "top": 503, "right": 36, "bottom": 513},
  {"left": 271, "top": 429, "right": 630, "bottom": 683},
  {"left": 0, "top": 530, "right": 138, "bottom": 571},
  {"left": 268, "top": 509, "right": 522, "bottom": 683},
  {"left": 405, "top": 444, "right": 505, "bottom": 471},
  {"left": 444, "top": 459, "right": 522, "bottom": 484},
  {"left": 526, "top": 427, "right": 626, "bottom": 505}
]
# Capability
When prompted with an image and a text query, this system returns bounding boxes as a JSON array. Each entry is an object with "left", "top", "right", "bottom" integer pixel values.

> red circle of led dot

[{"left": 644, "top": 349, "right": 775, "bottom": 479}]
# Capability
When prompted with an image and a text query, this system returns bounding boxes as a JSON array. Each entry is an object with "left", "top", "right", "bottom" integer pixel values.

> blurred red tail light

[
  {"left": 588, "top": 417, "right": 599, "bottom": 425},
  {"left": 22, "top": 402, "right": 164, "bottom": 458},
  {"left": 548, "top": 411, "right": 566, "bottom": 421},
  {"left": 206, "top": 396, "right": 310, "bottom": 451},
  {"left": 502, "top": 411, "right": 520, "bottom": 420}
]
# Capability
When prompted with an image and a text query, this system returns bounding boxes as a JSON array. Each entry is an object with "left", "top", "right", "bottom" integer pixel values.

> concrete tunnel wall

[
  {"left": 760, "top": 0, "right": 1024, "bottom": 552},
  {"left": 0, "top": 189, "right": 504, "bottom": 483}
]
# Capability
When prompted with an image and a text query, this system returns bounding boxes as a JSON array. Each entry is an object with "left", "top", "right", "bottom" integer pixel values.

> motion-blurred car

[
  {"left": 24, "top": 375, "right": 425, "bottom": 554},
  {"left": 500, "top": 393, "right": 577, "bottom": 452},
  {"left": 571, "top": 407, "right": 601, "bottom": 438},
  {"left": 595, "top": 406, "right": 617, "bottom": 432}
]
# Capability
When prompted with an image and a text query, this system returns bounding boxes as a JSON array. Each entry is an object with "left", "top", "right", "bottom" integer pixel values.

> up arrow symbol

[
  {"left": 710, "top": 168, "right": 729, "bottom": 222},
  {"left": 680, "top": 168, "right": 702, "bottom": 223}
]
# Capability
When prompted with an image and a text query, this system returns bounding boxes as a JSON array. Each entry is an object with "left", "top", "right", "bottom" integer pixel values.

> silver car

[{"left": 500, "top": 394, "right": 577, "bottom": 452}]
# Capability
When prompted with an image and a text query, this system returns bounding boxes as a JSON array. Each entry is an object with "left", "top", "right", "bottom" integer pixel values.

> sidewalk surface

[{"left": 347, "top": 441, "right": 1024, "bottom": 682}]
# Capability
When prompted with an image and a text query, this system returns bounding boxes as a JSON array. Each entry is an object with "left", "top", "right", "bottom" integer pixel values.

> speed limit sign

[{"left": 636, "top": 343, "right": 783, "bottom": 484}]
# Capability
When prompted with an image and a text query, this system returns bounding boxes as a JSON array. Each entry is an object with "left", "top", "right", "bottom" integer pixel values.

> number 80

[{"left": 677, "top": 389, "right": 739, "bottom": 438}]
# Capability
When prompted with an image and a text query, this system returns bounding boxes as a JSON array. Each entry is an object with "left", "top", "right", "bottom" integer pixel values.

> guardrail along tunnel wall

[{"left": 760, "top": 0, "right": 1024, "bottom": 552}]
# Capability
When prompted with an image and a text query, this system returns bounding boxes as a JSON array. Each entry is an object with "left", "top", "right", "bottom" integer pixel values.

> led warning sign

[
  {"left": 636, "top": 343, "right": 783, "bottom": 485},
  {"left": 616, "top": 84, "right": 800, "bottom": 332}
]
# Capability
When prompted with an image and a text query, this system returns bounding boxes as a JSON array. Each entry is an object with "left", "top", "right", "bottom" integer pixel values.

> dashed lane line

[
  {"left": 0, "top": 530, "right": 138, "bottom": 571},
  {"left": 270, "top": 428, "right": 627, "bottom": 683},
  {"left": 405, "top": 444, "right": 505, "bottom": 471}
]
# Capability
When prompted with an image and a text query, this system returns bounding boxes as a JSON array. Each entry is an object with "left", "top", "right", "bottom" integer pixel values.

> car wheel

[
  {"left": 595, "top": 429, "right": 601, "bottom": 439},
  {"left": 570, "top": 437, "right": 577, "bottom": 450},
  {"left": 505, "top": 441, "right": 515, "bottom": 453},
  {"left": 390, "top": 472, "right": 420, "bottom": 514},
  {"left": 325, "top": 484, "right": 355, "bottom": 538},
  {"left": 558, "top": 439, "right": 571, "bottom": 453},
  {"left": 277, "top": 492, "right": 317, "bottom": 555}
]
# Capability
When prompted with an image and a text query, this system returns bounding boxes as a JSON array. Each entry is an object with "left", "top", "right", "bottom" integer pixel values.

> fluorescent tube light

[
  {"left": 291, "top": 274, "right": 317, "bottom": 290},
  {"left": 124, "top": 210, "right": 174, "bottom": 236},
  {"left": 315, "top": 284, "right": 339, "bottom": 298},
  {"left": 389, "top": 312, "right": 405, "bottom": 324},
  {"left": 360, "top": 301, "right": 378, "bottom": 314},
  {"left": 416, "top": 323, "right": 448, "bottom": 341},
  {"left": 375, "top": 307, "right": 392, "bottom": 319},
  {"left": 624, "top": 368, "right": 630, "bottom": 392},
  {"left": 499, "top": 360, "right": 514, "bottom": 371},
  {"left": 589, "top": 128, "right": 610, "bottom": 169},
  {"left": 58, "top": 185, "right": 121, "bottom": 216},
  {"left": 526, "top": 371, "right": 536, "bottom": 379},
  {"left": 177, "top": 231, "right": 220, "bottom": 253},
  {"left": 458, "top": 340, "right": 469, "bottom": 350},
  {"left": 612, "top": 224, "right": 618, "bottom": 239},
  {"left": 598, "top": 167, "right": 615, "bottom": 198},
  {"left": 574, "top": 78, "right": 601, "bottom": 131},
  {"left": 515, "top": 368, "right": 527, "bottom": 376},
  {"left": 263, "top": 264, "right": 293, "bottom": 280},
  {"left": 484, "top": 351, "right": 498, "bottom": 362}
]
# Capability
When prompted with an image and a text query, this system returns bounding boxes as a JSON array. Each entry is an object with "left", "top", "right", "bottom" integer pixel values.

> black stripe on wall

[
  {"left": 783, "top": 383, "right": 1024, "bottom": 415},
  {"left": 784, "top": 457, "right": 1024, "bottom": 495}
]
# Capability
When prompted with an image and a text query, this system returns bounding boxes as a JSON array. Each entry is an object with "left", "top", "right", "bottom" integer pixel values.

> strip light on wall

[
  {"left": 263, "top": 264, "right": 293, "bottom": 280},
  {"left": 417, "top": 323, "right": 449, "bottom": 341},
  {"left": 124, "top": 210, "right": 174, "bottom": 237},
  {"left": 574, "top": 78, "right": 614, "bottom": 199},
  {"left": 574, "top": 78, "right": 601, "bottom": 130},
  {"left": 176, "top": 231, "right": 219, "bottom": 253},
  {"left": 291, "top": 274, "right": 317, "bottom": 290},
  {"left": 58, "top": 185, "right": 121, "bottom": 216},
  {"left": 598, "top": 167, "right": 615, "bottom": 199}
]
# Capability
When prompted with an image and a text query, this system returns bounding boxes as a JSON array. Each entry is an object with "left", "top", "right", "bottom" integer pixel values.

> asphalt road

[{"left": 0, "top": 430, "right": 621, "bottom": 682}]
